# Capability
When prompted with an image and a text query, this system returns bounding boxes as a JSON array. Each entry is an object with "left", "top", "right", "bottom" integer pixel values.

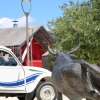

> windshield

[{"left": 0, "top": 50, "right": 17, "bottom": 66}]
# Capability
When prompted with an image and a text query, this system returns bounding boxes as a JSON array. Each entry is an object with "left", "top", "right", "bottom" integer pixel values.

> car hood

[{"left": 23, "top": 66, "right": 52, "bottom": 78}]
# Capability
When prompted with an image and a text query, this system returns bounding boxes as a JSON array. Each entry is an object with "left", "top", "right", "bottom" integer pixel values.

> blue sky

[{"left": 0, "top": 0, "right": 84, "bottom": 28}]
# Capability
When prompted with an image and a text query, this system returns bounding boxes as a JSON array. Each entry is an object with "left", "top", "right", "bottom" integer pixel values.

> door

[{"left": 0, "top": 49, "right": 25, "bottom": 93}]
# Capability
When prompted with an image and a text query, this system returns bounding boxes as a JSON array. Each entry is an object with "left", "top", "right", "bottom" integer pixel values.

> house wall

[
  {"left": 32, "top": 39, "right": 44, "bottom": 60},
  {"left": 21, "top": 38, "right": 44, "bottom": 67}
]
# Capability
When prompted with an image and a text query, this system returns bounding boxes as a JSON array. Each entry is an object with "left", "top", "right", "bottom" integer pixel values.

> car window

[{"left": 0, "top": 50, "right": 17, "bottom": 66}]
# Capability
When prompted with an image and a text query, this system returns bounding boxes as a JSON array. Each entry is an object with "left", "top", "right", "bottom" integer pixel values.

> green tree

[{"left": 48, "top": 0, "right": 100, "bottom": 64}]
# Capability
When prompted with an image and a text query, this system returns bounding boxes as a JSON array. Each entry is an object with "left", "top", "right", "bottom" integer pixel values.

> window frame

[{"left": 0, "top": 48, "right": 22, "bottom": 67}]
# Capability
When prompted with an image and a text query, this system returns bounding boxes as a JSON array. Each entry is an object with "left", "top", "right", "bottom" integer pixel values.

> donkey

[{"left": 48, "top": 46, "right": 100, "bottom": 100}]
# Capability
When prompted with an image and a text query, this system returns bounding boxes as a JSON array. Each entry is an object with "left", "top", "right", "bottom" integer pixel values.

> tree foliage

[{"left": 48, "top": 0, "right": 100, "bottom": 64}]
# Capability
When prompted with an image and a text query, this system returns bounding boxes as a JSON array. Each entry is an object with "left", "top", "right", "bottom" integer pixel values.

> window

[{"left": 0, "top": 50, "right": 17, "bottom": 66}]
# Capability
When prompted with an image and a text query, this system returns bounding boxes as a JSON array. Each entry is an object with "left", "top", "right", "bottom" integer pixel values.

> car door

[{"left": 0, "top": 49, "right": 25, "bottom": 93}]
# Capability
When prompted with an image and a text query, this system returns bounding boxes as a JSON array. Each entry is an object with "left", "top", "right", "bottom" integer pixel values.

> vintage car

[{"left": 0, "top": 46, "right": 62, "bottom": 100}]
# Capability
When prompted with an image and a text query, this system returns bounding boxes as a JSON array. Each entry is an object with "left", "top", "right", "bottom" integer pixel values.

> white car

[{"left": 0, "top": 46, "right": 62, "bottom": 100}]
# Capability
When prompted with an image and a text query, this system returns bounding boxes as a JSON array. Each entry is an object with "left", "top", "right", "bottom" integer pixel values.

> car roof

[{"left": 0, "top": 46, "right": 11, "bottom": 51}]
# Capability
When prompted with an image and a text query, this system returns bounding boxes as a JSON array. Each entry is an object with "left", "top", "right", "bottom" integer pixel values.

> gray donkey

[{"left": 48, "top": 46, "right": 100, "bottom": 100}]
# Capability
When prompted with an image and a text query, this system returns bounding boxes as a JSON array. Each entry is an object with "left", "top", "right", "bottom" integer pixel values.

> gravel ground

[
  {"left": 0, "top": 96, "right": 86, "bottom": 100},
  {"left": 0, "top": 95, "right": 70, "bottom": 100}
]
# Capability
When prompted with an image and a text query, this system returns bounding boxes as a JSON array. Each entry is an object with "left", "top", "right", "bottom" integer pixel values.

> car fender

[{"left": 25, "top": 69, "right": 52, "bottom": 93}]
